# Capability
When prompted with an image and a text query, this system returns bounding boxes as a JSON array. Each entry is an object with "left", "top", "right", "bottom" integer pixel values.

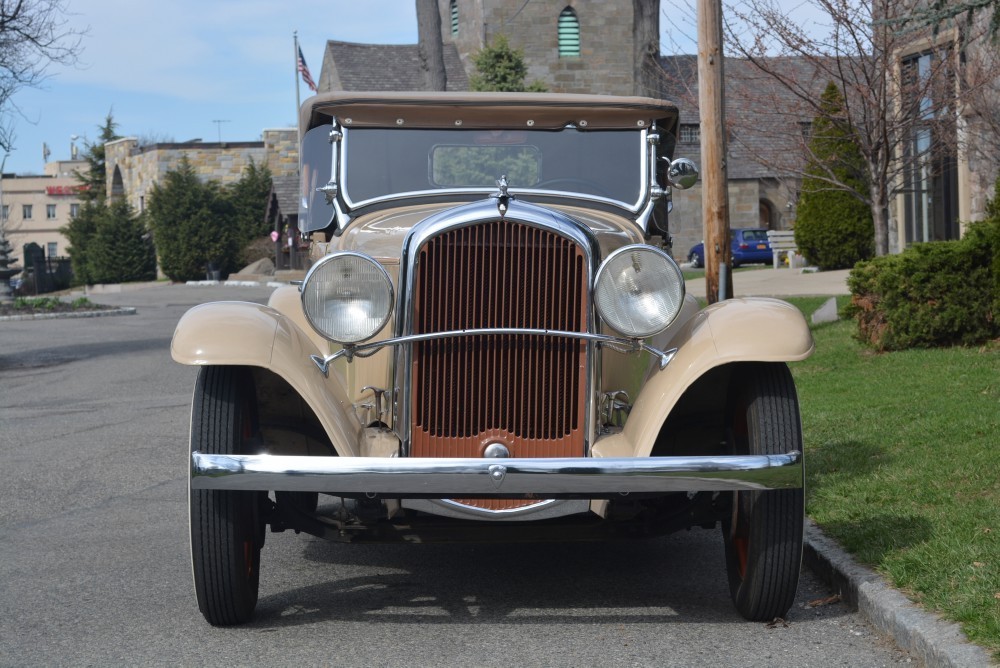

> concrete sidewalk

[{"left": 685, "top": 267, "right": 851, "bottom": 298}]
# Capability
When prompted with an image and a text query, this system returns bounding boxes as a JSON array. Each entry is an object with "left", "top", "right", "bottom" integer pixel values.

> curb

[
  {"left": 0, "top": 307, "right": 137, "bottom": 322},
  {"left": 804, "top": 519, "right": 994, "bottom": 667},
  {"left": 185, "top": 280, "right": 287, "bottom": 288}
]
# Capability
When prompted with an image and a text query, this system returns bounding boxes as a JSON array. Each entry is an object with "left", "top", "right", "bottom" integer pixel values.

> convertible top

[{"left": 300, "top": 91, "right": 679, "bottom": 132}]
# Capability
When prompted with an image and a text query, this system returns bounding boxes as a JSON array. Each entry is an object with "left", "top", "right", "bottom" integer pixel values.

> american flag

[{"left": 298, "top": 46, "right": 317, "bottom": 92}]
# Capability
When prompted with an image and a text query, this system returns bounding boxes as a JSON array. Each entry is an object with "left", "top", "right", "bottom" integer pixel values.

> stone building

[
  {"left": 883, "top": 3, "right": 1000, "bottom": 248},
  {"left": 313, "top": 0, "right": 817, "bottom": 260},
  {"left": 104, "top": 128, "right": 299, "bottom": 215},
  {"left": 1, "top": 159, "right": 88, "bottom": 260}
]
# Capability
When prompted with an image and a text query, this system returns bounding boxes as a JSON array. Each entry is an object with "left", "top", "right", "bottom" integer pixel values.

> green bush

[
  {"left": 794, "top": 82, "right": 875, "bottom": 270},
  {"left": 847, "top": 200, "right": 1000, "bottom": 351},
  {"left": 146, "top": 158, "right": 239, "bottom": 282},
  {"left": 88, "top": 198, "right": 157, "bottom": 284}
]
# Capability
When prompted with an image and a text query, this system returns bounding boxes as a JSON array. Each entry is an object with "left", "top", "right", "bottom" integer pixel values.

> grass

[
  {"left": 783, "top": 295, "right": 1000, "bottom": 657},
  {"left": 0, "top": 296, "right": 105, "bottom": 316}
]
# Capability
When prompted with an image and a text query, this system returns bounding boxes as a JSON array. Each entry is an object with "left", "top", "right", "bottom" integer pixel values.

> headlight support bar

[{"left": 309, "top": 328, "right": 677, "bottom": 376}]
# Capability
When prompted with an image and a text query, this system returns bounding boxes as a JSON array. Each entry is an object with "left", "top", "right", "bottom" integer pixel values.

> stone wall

[
  {"left": 667, "top": 178, "right": 797, "bottom": 262},
  {"left": 105, "top": 130, "right": 297, "bottom": 213},
  {"left": 444, "top": 0, "right": 643, "bottom": 96}
]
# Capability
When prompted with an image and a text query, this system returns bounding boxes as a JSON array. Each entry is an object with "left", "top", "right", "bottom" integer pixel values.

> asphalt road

[{"left": 0, "top": 284, "right": 912, "bottom": 667}]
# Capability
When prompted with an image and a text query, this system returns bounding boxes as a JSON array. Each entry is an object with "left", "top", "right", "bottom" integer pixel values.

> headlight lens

[
  {"left": 301, "top": 252, "right": 394, "bottom": 344},
  {"left": 594, "top": 245, "right": 685, "bottom": 338}
]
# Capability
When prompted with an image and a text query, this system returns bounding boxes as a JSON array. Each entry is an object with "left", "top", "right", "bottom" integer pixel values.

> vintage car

[{"left": 171, "top": 91, "right": 813, "bottom": 626}]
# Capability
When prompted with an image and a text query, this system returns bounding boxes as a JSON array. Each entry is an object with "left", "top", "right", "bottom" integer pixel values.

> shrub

[
  {"left": 794, "top": 82, "right": 875, "bottom": 270},
  {"left": 847, "top": 207, "right": 999, "bottom": 351},
  {"left": 146, "top": 158, "right": 239, "bottom": 282},
  {"left": 469, "top": 35, "right": 548, "bottom": 92},
  {"left": 87, "top": 198, "right": 157, "bottom": 284}
]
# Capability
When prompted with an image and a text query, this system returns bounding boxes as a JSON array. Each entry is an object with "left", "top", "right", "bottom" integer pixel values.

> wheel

[
  {"left": 689, "top": 252, "right": 702, "bottom": 268},
  {"left": 189, "top": 366, "right": 265, "bottom": 626},
  {"left": 722, "top": 363, "right": 804, "bottom": 621}
]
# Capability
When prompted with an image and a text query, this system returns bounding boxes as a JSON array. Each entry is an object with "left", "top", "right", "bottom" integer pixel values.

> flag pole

[{"left": 294, "top": 30, "right": 302, "bottom": 149}]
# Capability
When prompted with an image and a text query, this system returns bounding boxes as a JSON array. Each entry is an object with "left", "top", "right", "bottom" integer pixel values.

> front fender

[
  {"left": 171, "top": 301, "right": 363, "bottom": 456},
  {"left": 593, "top": 298, "right": 813, "bottom": 458}
]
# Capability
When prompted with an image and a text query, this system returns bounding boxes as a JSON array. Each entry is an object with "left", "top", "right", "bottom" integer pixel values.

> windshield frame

[{"left": 338, "top": 124, "right": 650, "bottom": 214}]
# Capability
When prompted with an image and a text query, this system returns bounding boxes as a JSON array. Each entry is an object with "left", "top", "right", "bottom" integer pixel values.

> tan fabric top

[{"left": 300, "top": 91, "right": 679, "bottom": 132}]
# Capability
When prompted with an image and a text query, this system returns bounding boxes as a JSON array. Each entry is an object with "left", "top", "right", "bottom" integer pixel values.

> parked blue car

[{"left": 687, "top": 228, "right": 773, "bottom": 268}]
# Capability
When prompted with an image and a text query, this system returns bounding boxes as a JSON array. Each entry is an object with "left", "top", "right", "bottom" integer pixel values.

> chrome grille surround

[{"left": 395, "top": 199, "right": 600, "bottom": 516}]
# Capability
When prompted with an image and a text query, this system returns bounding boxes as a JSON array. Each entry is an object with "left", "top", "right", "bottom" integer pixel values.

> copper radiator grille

[{"left": 410, "top": 221, "right": 588, "bottom": 488}]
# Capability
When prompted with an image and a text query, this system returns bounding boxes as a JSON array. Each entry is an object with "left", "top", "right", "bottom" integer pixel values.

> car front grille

[{"left": 410, "top": 220, "right": 588, "bottom": 510}]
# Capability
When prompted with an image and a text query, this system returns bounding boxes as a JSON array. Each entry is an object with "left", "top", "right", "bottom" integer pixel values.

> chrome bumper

[{"left": 190, "top": 452, "right": 803, "bottom": 495}]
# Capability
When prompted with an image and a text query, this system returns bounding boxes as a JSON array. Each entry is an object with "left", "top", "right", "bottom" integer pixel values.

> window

[
  {"left": 1, "top": 205, "right": 7, "bottom": 221},
  {"left": 558, "top": 7, "right": 580, "bottom": 57},
  {"left": 22, "top": 204, "right": 32, "bottom": 219},
  {"left": 47, "top": 242, "right": 58, "bottom": 257},
  {"left": 450, "top": 0, "right": 458, "bottom": 36},
  {"left": 70, "top": 203, "right": 79, "bottom": 218},
  {"left": 901, "top": 50, "right": 958, "bottom": 244},
  {"left": 139, "top": 195, "right": 145, "bottom": 212},
  {"left": 679, "top": 124, "right": 700, "bottom": 143},
  {"left": 47, "top": 204, "right": 57, "bottom": 219}
]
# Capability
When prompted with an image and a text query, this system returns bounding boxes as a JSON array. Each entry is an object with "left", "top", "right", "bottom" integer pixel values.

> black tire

[
  {"left": 189, "top": 366, "right": 265, "bottom": 626},
  {"left": 722, "top": 363, "right": 804, "bottom": 621},
  {"left": 689, "top": 252, "right": 702, "bottom": 268}
]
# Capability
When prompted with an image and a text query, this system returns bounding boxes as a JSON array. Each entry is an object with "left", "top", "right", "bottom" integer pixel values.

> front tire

[
  {"left": 189, "top": 366, "right": 265, "bottom": 626},
  {"left": 722, "top": 363, "right": 804, "bottom": 621}
]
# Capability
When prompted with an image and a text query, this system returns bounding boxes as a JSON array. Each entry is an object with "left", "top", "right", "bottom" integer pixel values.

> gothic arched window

[{"left": 558, "top": 7, "right": 580, "bottom": 57}]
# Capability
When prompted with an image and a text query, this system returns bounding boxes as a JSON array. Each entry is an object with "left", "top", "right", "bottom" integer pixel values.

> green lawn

[{"left": 783, "top": 296, "right": 1000, "bottom": 657}]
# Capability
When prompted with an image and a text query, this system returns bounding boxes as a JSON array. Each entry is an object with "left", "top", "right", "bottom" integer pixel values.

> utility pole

[{"left": 698, "top": 0, "right": 733, "bottom": 303}]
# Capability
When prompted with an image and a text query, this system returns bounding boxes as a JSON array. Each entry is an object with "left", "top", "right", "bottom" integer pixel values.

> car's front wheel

[
  {"left": 189, "top": 366, "right": 265, "bottom": 626},
  {"left": 689, "top": 252, "right": 702, "bottom": 268},
  {"left": 722, "top": 363, "right": 804, "bottom": 621}
]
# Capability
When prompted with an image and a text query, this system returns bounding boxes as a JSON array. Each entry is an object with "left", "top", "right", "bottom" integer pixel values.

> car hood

[{"left": 330, "top": 199, "right": 646, "bottom": 263}]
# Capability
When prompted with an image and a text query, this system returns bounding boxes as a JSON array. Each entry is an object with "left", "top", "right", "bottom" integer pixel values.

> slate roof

[
  {"left": 321, "top": 40, "right": 470, "bottom": 92},
  {"left": 266, "top": 174, "right": 299, "bottom": 223},
  {"left": 658, "top": 55, "right": 830, "bottom": 180}
]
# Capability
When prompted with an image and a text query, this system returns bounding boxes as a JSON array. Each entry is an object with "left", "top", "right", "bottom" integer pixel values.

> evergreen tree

[
  {"left": 76, "top": 112, "right": 121, "bottom": 201},
  {"left": 227, "top": 158, "right": 273, "bottom": 241},
  {"left": 469, "top": 35, "right": 547, "bottom": 92},
  {"left": 88, "top": 198, "right": 156, "bottom": 284},
  {"left": 794, "top": 82, "right": 875, "bottom": 270},
  {"left": 61, "top": 199, "right": 102, "bottom": 285},
  {"left": 146, "top": 158, "right": 239, "bottom": 281}
]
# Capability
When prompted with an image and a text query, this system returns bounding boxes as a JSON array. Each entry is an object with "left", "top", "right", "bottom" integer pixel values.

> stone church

[{"left": 316, "top": 0, "right": 799, "bottom": 258}]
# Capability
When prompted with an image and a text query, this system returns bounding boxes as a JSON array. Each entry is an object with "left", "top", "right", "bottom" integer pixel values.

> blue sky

[{"left": 5, "top": 0, "right": 817, "bottom": 175}]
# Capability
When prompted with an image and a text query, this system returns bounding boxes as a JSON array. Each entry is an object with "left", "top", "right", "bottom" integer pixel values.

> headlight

[
  {"left": 301, "top": 252, "right": 394, "bottom": 344},
  {"left": 594, "top": 245, "right": 685, "bottom": 338}
]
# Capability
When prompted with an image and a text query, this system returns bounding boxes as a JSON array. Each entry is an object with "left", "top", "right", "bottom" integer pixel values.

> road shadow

[{"left": 247, "top": 528, "right": 848, "bottom": 629}]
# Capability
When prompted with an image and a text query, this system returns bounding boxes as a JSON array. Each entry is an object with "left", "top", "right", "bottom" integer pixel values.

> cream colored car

[{"left": 172, "top": 91, "right": 813, "bottom": 626}]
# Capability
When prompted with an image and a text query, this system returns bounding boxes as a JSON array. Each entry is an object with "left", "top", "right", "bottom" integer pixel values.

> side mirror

[{"left": 667, "top": 158, "right": 699, "bottom": 190}]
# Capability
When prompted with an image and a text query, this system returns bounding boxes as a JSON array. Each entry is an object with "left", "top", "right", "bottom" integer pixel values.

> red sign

[{"left": 46, "top": 185, "right": 82, "bottom": 196}]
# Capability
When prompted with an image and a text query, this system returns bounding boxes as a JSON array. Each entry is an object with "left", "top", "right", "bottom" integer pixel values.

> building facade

[
  {"left": 1, "top": 159, "right": 87, "bottom": 261},
  {"left": 105, "top": 128, "right": 298, "bottom": 215},
  {"left": 886, "top": 6, "right": 1000, "bottom": 250}
]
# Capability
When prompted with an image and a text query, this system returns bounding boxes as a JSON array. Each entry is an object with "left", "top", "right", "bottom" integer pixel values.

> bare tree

[
  {"left": 633, "top": 0, "right": 661, "bottom": 97},
  {"left": 671, "top": 0, "right": 1000, "bottom": 256},
  {"left": 0, "top": 0, "right": 84, "bottom": 152},
  {"left": 416, "top": 0, "right": 447, "bottom": 91},
  {"left": 880, "top": 0, "right": 1000, "bottom": 38}
]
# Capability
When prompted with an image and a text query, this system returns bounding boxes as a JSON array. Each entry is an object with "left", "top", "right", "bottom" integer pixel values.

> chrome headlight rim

[
  {"left": 593, "top": 244, "right": 686, "bottom": 339},
  {"left": 301, "top": 251, "right": 395, "bottom": 345}
]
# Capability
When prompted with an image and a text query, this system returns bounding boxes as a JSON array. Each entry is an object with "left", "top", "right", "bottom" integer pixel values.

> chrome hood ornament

[{"left": 493, "top": 174, "right": 514, "bottom": 217}]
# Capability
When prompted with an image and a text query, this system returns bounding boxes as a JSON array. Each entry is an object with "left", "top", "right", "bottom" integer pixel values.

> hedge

[{"left": 847, "top": 218, "right": 999, "bottom": 351}]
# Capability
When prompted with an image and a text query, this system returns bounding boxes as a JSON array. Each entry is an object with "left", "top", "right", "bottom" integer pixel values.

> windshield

[{"left": 341, "top": 127, "right": 643, "bottom": 208}]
